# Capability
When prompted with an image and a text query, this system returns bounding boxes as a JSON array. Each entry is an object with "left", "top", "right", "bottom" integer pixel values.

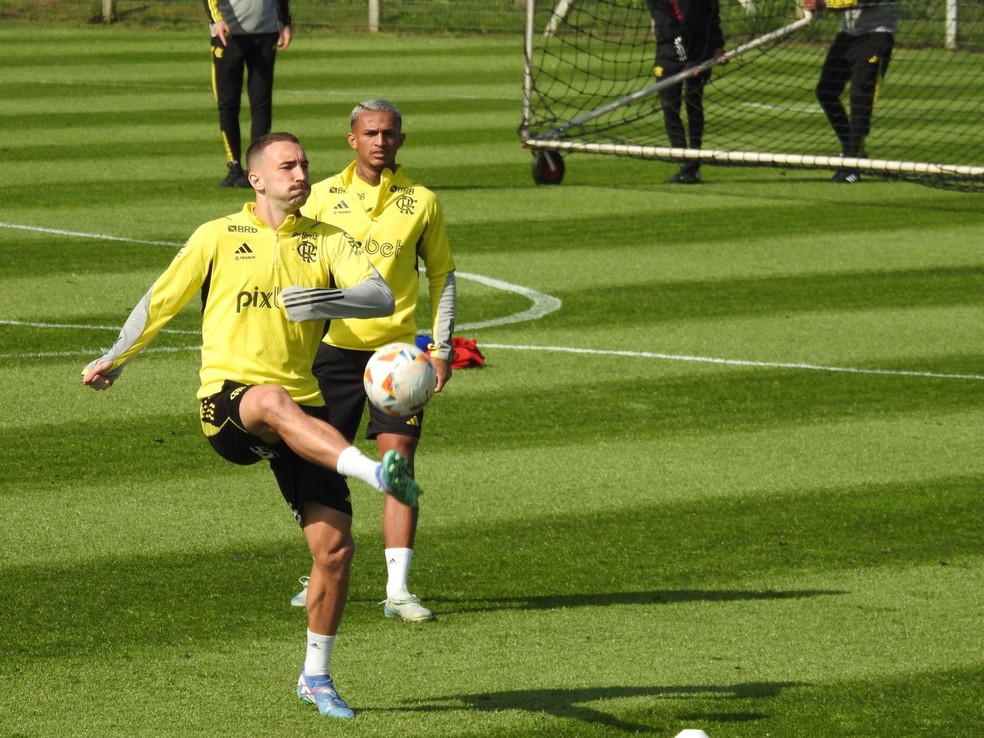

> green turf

[{"left": 1, "top": 24, "right": 983, "bottom": 738}]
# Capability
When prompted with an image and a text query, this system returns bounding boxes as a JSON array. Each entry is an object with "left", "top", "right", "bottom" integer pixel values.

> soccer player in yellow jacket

[
  {"left": 294, "top": 99, "right": 457, "bottom": 622},
  {"left": 82, "top": 132, "right": 417, "bottom": 719}
]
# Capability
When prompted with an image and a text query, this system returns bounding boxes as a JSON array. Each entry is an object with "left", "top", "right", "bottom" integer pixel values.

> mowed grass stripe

[
  {"left": 0, "top": 163, "right": 519, "bottom": 208},
  {"left": 5, "top": 474, "right": 980, "bottom": 653},
  {"left": 547, "top": 266, "right": 984, "bottom": 325},
  {"left": 0, "top": 92, "right": 520, "bottom": 131},
  {"left": 447, "top": 196, "right": 984, "bottom": 250},
  {"left": 424, "top": 371, "right": 984, "bottom": 452},
  {"left": 0, "top": 34, "right": 521, "bottom": 82},
  {"left": 0, "top": 117, "right": 519, "bottom": 164},
  {"left": 7, "top": 365, "right": 981, "bottom": 482},
  {"left": 1, "top": 92, "right": 517, "bottom": 124}
]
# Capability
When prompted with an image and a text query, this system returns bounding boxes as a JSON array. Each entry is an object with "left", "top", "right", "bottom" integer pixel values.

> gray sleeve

[
  {"left": 282, "top": 269, "right": 396, "bottom": 322},
  {"left": 83, "top": 288, "right": 154, "bottom": 378},
  {"left": 429, "top": 271, "right": 457, "bottom": 360}
]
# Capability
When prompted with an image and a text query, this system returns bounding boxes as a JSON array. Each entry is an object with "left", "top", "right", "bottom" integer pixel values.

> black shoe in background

[{"left": 218, "top": 162, "right": 251, "bottom": 188}]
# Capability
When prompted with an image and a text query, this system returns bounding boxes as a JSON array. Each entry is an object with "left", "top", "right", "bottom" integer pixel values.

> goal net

[{"left": 520, "top": 0, "right": 984, "bottom": 190}]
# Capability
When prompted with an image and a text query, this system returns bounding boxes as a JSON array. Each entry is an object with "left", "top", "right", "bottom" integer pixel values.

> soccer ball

[{"left": 363, "top": 342, "right": 437, "bottom": 417}]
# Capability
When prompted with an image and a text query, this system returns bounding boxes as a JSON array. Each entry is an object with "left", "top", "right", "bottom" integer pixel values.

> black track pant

[
  {"left": 816, "top": 31, "right": 894, "bottom": 158},
  {"left": 655, "top": 57, "right": 712, "bottom": 161},
  {"left": 211, "top": 32, "right": 279, "bottom": 165}
]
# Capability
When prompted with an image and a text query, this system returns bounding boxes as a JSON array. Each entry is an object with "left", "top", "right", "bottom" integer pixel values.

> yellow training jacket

[
  {"left": 303, "top": 162, "right": 456, "bottom": 355},
  {"left": 91, "top": 203, "right": 377, "bottom": 405}
]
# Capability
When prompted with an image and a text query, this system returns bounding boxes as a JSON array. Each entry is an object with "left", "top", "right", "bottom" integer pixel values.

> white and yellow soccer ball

[{"left": 363, "top": 342, "right": 437, "bottom": 417}]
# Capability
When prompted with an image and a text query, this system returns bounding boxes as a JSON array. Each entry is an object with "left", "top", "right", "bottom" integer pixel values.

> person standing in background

[
  {"left": 645, "top": 0, "right": 725, "bottom": 184},
  {"left": 206, "top": 0, "right": 292, "bottom": 188},
  {"left": 803, "top": 0, "right": 899, "bottom": 183},
  {"left": 291, "top": 99, "right": 457, "bottom": 623}
]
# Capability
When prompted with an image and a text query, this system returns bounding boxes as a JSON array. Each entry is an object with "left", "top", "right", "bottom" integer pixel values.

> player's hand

[
  {"left": 431, "top": 357, "right": 451, "bottom": 393},
  {"left": 802, "top": 0, "right": 825, "bottom": 12},
  {"left": 213, "top": 22, "right": 230, "bottom": 46},
  {"left": 278, "top": 26, "right": 292, "bottom": 50},
  {"left": 82, "top": 359, "right": 118, "bottom": 391}
]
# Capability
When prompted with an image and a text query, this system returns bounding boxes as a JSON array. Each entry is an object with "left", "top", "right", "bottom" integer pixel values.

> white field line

[
  {"left": 3, "top": 222, "right": 982, "bottom": 381},
  {"left": 480, "top": 343, "right": 984, "bottom": 381},
  {"left": 0, "top": 345, "right": 194, "bottom": 360},
  {"left": 0, "top": 222, "right": 177, "bottom": 247},
  {"left": 456, "top": 271, "right": 562, "bottom": 330},
  {"left": 740, "top": 101, "right": 819, "bottom": 114}
]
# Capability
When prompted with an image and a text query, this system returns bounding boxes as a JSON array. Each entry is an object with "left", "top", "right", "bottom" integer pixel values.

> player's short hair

[
  {"left": 350, "top": 99, "right": 402, "bottom": 129},
  {"left": 246, "top": 132, "right": 301, "bottom": 172}
]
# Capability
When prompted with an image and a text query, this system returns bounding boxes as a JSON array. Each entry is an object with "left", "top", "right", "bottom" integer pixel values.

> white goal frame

[{"left": 520, "top": 0, "right": 984, "bottom": 181}]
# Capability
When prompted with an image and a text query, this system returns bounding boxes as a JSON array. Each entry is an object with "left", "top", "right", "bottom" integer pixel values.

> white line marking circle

[{"left": 2, "top": 221, "right": 981, "bottom": 380}]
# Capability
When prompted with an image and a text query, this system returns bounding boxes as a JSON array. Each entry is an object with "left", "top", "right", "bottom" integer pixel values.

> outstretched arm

[
  {"left": 80, "top": 231, "right": 212, "bottom": 391},
  {"left": 282, "top": 268, "right": 395, "bottom": 322},
  {"left": 80, "top": 287, "right": 157, "bottom": 390}
]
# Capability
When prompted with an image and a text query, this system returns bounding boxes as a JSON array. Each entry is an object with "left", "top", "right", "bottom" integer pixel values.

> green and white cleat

[
  {"left": 383, "top": 594, "right": 435, "bottom": 622},
  {"left": 297, "top": 672, "right": 355, "bottom": 719},
  {"left": 377, "top": 450, "right": 422, "bottom": 508}
]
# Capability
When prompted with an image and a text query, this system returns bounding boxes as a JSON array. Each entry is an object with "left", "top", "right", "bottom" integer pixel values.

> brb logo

[{"left": 236, "top": 286, "right": 282, "bottom": 313}]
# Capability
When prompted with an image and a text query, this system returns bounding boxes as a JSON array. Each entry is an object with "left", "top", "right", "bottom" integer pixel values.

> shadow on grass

[
  {"left": 389, "top": 682, "right": 799, "bottom": 734},
  {"left": 413, "top": 588, "right": 845, "bottom": 615},
  {"left": 3, "top": 474, "right": 978, "bottom": 664},
  {"left": 409, "top": 474, "right": 984, "bottom": 604}
]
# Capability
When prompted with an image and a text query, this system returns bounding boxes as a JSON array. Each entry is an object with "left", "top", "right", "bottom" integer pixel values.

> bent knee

[
  {"left": 247, "top": 384, "right": 294, "bottom": 413},
  {"left": 240, "top": 384, "right": 299, "bottom": 432}
]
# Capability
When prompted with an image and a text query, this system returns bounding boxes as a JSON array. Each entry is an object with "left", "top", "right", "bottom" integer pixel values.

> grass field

[{"left": 1, "top": 24, "right": 983, "bottom": 738}]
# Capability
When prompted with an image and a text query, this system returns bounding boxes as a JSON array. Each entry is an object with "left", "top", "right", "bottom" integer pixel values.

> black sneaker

[
  {"left": 666, "top": 164, "right": 701, "bottom": 184},
  {"left": 831, "top": 169, "right": 861, "bottom": 184},
  {"left": 218, "top": 162, "right": 251, "bottom": 188}
]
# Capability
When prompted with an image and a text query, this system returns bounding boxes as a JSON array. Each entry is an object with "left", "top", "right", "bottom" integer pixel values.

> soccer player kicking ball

[
  {"left": 82, "top": 132, "right": 420, "bottom": 719},
  {"left": 288, "top": 99, "right": 457, "bottom": 623}
]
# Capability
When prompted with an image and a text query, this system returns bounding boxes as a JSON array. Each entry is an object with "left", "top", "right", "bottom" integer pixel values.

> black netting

[{"left": 521, "top": 0, "right": 984, "bottom": 190}]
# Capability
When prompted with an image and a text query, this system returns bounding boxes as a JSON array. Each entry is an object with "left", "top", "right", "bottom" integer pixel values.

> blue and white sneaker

[
  {"left": 290, "top": 576, "right": 309, "bottom": 608},
  {"left": 297, "top": 672, "right": 355, "bottom": 719},
  {"left": 376, "top": 450, "right": 422, "bottom": 508}
]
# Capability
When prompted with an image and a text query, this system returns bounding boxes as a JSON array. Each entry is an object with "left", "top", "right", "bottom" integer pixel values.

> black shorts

[
  {"left": 199, "top": 381, "right": 353, "bottom": 522},
  {"left": 312, "top": 344, "right": 424, "bottom": 443}
]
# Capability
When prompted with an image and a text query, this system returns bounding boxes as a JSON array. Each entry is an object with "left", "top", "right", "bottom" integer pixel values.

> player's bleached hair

[
  {"left": 245, "top": 131, "right": 301, "bottom": 171},
  {"left": 350, "top": 99, "right": 402, "bottom": 128}
]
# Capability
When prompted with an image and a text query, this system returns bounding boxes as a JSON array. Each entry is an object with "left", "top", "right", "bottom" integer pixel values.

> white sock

[
  {"left": 304, "top": 630, "right": 335, "bottom": 677},
  {"left": 385, "top": 547, "right": 413, "bottom": 599},
  {"left": 336, "top": 446, "right": 384, "bottom": 492}
]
